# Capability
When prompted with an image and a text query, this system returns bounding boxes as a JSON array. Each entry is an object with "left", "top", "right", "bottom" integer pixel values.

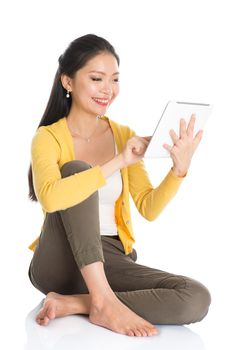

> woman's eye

[
  {"left": 91, "top": 77, "right": 119, "bottom": 82},
  {"left": 91, "top": 77, "right": 102, "bottom": 81}
]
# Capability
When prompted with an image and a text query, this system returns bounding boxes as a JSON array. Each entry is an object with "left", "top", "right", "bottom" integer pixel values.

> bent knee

[
  {"left": 181, "top": 278, "right": 211, "bottom": 324},
  {"left": 60, "top": 160, "right": 92, "bottom": 178}
]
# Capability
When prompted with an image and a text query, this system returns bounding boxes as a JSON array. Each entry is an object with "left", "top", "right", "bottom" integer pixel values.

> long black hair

[{"left": 28, "top": 34, "right": 120, "bottom": 202}]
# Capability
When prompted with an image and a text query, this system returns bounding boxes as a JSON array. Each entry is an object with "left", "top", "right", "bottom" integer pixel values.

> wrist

[
  {"left": 171, "top": 166, "right": 187, "bottom": 178},
  {"left": 116, "top": 153, "right": 127, "bottom": 168}
]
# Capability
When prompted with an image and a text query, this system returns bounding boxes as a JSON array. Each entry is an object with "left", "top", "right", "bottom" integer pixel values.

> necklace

[{"left": 70, "top": 115, "right": 101, "bottom": 142}]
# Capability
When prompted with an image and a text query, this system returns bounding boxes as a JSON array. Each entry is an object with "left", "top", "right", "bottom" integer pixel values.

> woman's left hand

[{"left": 163, "top": 114, "right": 203, "bottom": 177}]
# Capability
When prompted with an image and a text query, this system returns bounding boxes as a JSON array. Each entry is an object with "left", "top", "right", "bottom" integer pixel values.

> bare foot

[
  {"left": 36, "top": 292, "right": 90, "bottom": 326},
  {"left": 89, "top": 294, "right": 158, "bottom": 337},
  {"left": 36, "top": 291, "right": 158, "bottom": 337}
]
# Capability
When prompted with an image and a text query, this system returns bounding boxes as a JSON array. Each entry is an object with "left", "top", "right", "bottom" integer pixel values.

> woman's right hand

[{"left": 120, "top": 135, "right": 152, "bottom": 167}]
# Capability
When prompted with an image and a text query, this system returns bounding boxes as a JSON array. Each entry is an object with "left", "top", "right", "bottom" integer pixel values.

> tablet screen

[{"left": 144, "top": 101, "right": 213, "bottom": 158}]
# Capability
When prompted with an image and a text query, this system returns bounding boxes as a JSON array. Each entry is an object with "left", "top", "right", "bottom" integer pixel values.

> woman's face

[{"left": 64, "top": 52, "right": 120, "bottom": 116}]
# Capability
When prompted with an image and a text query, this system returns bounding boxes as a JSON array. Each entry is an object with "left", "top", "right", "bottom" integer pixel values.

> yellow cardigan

[{"left": 28, "top": 115, "right": 184, "bottom": 255}]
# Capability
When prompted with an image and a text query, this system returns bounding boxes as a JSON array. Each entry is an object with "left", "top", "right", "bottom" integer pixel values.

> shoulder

[{"left": 31, "top": 119, "right": 63, "bottom": 154}]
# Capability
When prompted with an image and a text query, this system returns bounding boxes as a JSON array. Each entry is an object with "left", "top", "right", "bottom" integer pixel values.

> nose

[{"left": 101, "top": 81, "right": 113, "bottom": 96}]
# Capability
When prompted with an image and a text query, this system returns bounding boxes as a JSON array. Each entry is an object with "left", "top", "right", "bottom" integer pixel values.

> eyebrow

[{"left": 88, "top": 70, "right": 120, "bottom": 75}]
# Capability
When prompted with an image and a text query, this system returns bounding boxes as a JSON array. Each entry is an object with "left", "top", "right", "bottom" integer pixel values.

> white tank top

[{"left": 98, "top": 142, "right": 122, "bottom": 236}]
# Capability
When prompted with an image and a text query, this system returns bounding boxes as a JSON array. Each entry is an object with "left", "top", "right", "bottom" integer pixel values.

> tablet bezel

[{"left": 144, "top": 101, "right": 213, "bottom": 158}]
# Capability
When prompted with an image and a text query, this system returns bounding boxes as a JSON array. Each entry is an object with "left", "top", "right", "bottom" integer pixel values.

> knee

[
  {"left": 60, "top": 160, "right": 92, "bottom": 178},
  {"left": 182, "top": 278, "right": 211, "bottom": 324}
]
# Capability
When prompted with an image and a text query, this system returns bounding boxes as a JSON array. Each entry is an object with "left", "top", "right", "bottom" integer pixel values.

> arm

[
  {"left": 100, "top": 153, "right": 125, "bottom": 178},
  {"left": 31, "top": 128, "right": 125, "bottom": 213},
  {"left": 128, "top": 158, "right": 184, "bottom": 222},
  {"left": 127, "top": 114, "right": 203, "bottom": 221}
]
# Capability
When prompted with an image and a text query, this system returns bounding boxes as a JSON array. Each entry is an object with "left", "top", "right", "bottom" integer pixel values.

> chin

[{"left": 96, "top": 107, "right": 108, "bottom": 114}]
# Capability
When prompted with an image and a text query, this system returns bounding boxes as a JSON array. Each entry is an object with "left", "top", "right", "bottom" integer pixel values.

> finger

[
  {"left": 163, "top": 143, "right": 173, "bottom": 153},
  {"left": 132, "top": 141, "right": 145, "bottom": 153},
  {"left": 169, "top": 129, "right": 179, "bottom": 144},
  {"left": 140, "top": 138, "right": 151, "bottom": 146},
  {"left": 187, "top": 114, "right": 196, "bottom": 137},
  {"left": 142, "top": 136, "right": 152, "bottom": 141},
  {"left": 179, "top": 118, "right": 187, "bottom": 138},
  {"left": 193, "top": 129, "right": 203, "bottom": 150},
  {"left": 133, "top": 136, "right": 149, "bottom": 146}
]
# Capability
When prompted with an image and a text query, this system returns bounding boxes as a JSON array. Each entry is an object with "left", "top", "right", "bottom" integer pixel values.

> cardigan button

[
  {"left": 126, "top": 220, "right": 130, "bottom": 225},
  {"left": 122, "top": 201, "right": 125, "bottom": 205}
]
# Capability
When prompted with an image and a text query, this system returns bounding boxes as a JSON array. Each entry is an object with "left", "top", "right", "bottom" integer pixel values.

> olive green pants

[{"left": 28, "top": 160, "right": 211, "bottom": 325}]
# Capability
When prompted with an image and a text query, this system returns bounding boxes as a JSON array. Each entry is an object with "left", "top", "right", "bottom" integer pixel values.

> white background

[{"left": 0, "top": 0, "right": 233, "bottom": 349}]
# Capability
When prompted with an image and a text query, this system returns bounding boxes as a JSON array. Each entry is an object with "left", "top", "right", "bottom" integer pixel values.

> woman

[{"left": 27, "top": 34, "right": 211, "bottom": 337}]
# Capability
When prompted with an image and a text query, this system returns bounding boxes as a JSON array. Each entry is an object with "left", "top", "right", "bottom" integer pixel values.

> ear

[{"left": 60, "top": 73, "right": 72, "bottom": 91}]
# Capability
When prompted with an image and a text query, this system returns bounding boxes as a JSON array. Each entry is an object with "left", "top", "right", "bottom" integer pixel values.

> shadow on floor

[{"left": 24, "top": 300, "right": 206, "bottom": 350}]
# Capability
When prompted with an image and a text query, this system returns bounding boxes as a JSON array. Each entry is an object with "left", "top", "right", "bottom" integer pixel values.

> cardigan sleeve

[
  {"left": 31, "top": 128, "right": 106, "bottom": 213},
  {"left": 127, "top": 127, "right": 185, "bottom": 221}
]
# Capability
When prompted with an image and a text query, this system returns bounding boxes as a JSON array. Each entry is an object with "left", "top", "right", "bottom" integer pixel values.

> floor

[
  {"left": 1, "top": 247, "right": 233, "bottom": 350},
  {"left": 4, "top": 283, "right": 233, "bottom": 350},
  {"left": 24, "top": 301, "right": 206, "bottom": 350}
]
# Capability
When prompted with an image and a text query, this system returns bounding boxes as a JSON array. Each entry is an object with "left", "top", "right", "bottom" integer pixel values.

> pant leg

[
  {"left": 28, "top": 160, "right": 105, "bottom": 295},
  {"left": 28, "top": 159, "right": 211, "bottom": 325},
  {"left": 101, "top": 236, "right": 211, "bottom": 325}
]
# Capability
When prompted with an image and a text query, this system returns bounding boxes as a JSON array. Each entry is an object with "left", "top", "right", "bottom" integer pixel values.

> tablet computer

[{"left": 144, "top": 101, "right": 213, "bottom": 158}]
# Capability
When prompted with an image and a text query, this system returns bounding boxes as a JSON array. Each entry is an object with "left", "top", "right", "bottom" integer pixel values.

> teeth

[{"left": 93, "top": 98, "right": 108, "bottom": 103}]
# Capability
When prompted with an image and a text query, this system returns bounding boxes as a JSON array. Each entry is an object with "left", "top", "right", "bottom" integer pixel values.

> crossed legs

[{"left": 28, "top": 160, "right": 211, "bottom": 336}]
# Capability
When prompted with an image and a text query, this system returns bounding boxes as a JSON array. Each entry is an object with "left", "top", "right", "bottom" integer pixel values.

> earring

[{"left": 66, "top": 90, "right": 70, "bottom": 98}]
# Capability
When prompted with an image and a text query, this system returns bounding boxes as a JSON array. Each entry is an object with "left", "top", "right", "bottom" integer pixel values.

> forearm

[
  {"left": 100, "top": 154, "right": 125, "bottom": 179},
  {"left": 130, "top": 167, "right": 185, "bottom": 222}
]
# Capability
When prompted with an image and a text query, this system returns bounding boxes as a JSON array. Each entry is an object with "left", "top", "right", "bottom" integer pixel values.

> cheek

[
  {"left": 87, "top": 85, "right": 99, "bottom": 96},
  {"left": 75, "top": 80, "right": 97, "bottom": 98},
  {"left": 82, "top": 81, "right": 99, "bottom": 96},
  {"left": 112, "top": 84, "right": 120, "bottom": 99}
]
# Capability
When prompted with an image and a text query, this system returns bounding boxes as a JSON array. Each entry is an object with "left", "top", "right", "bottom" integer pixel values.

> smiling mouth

[{"left": 92, "top": 97, "right": 109, "bottom": 106}]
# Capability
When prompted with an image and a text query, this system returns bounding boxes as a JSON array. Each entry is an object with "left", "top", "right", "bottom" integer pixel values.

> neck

[{"left": 66, "top": 105, "right": 102, "bottom": 135}]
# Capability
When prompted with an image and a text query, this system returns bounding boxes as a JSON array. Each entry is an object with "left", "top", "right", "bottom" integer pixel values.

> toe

[
  {"left": 134, "top": 329, "right": 142, "bottom": 337},
  {"left": 37, "top": 307, "right": 46, "bottom": 320},
  {"left": 36, "top": 312, "right": 44, "bottom": 324},
  {"left": 47, "top": 306, "right": 56, "bottom": 320},
  {"left": 140, "top": 328, "right": 148, "bottom": 336},
  {"left": 39, "top": 300, "right": 50, "bottom": 317},
  {"left": 145, "top": 326, "right": 157, "bottom": 336},
  {"left": 36, "top": 317, "right": 42, "bottom": 325},
  {"left": 145, "top": 323, "right": 158, "bottom": 333},
  {"left": 41, "top": 316, "right": 50, "bottom": 326},
  {"left": 126, "top": 330, "right": 135, "bottom": 336}
]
